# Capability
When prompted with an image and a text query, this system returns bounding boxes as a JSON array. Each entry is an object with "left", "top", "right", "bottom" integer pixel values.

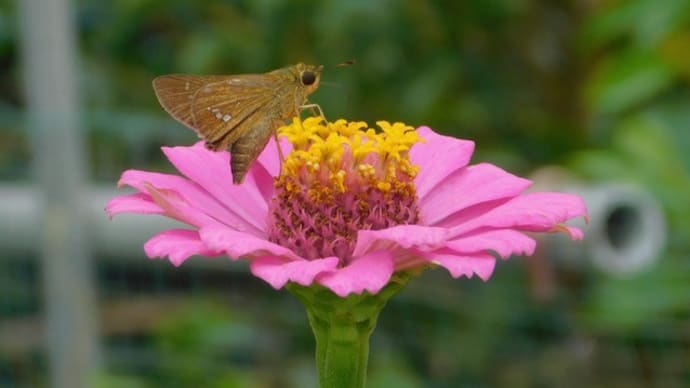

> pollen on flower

[
  {"left": 357, "top": 163, "right": 375, "bottom": 179},
  {"left": 377, "top": 182, "right": 391, "bottom": 192},
  {"left": 267, "top": 117, "right": 423, "bottom": 264},
  {"left": 274, "top": 117, "right": 422, "bottom": 194}
]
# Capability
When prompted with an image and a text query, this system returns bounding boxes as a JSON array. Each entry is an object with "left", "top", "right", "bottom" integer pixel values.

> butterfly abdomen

[{"left": 229, "top": 120, "right": 275, "bottom": 184}]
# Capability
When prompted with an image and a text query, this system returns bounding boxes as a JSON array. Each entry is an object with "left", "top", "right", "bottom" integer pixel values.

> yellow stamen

[{"left": 277, "top": 117, "right": 423, "bottom": 197}]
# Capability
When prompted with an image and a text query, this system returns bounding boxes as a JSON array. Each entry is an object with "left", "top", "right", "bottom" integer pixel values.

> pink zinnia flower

[{"left": 106, "top": 118, "right": 587, "bottom": 297}]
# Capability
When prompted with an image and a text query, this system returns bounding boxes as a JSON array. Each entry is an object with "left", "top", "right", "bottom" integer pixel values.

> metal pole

[{"left": 16, "top": 0, "right": 102, "bottom": 386}]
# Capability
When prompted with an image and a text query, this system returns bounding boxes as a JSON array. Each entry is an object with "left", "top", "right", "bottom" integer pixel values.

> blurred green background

[{"left": 2, "top": 0, "right": 690, "bottom": 387}]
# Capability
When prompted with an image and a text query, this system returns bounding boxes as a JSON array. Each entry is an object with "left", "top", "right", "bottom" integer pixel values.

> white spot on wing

[
  {"left": 184, "top": 81, "right": 190, "bottom": 91},
  {"left": 209, "top": 107, "right": 224, "bottom": 120},
  {"left": 222, "top": 114, "right": 232, "bottom": 122},
  {"left": 229, "top": 78, "right": 242, "bottom": 85}
]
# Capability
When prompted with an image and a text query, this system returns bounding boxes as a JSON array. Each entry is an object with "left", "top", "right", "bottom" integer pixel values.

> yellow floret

[{"left": 277, "top": 116, "right": 423, "bottom": 196}]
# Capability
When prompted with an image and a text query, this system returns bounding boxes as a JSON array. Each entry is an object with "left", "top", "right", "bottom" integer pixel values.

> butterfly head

[{"left": 292, "top": 63, "right": 323, "bottom": 95}]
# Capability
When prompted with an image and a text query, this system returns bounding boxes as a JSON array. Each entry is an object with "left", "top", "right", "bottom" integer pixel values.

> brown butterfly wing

[
  {"left": 152, "top": 74, "right": 277, "bottom": 150},
  {"left": 152, "top": 75, "right": 220, "bottom": 129}
]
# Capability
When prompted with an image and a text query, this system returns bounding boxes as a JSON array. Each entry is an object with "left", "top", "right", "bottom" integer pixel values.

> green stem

[
  {"left": 288, "top": 273, "right": 412, "bottom": 388},
  {"left": 307, "top": 301, "right": 376, "bottom": 387}
]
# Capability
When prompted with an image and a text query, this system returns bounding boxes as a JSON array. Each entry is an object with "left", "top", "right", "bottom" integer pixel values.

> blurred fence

[{"left": 17, "top": 0, "right": 99, "bottom": 386}]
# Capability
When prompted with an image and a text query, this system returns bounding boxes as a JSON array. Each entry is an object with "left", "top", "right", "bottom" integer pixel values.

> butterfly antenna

[
  {"left": 323, "top": 59, "right": 354, "bottom": 93},
  {"left": 335, "top": 59, "right": 356, "bottom": 67},
  {"left": 320, "top": 81, "right": 342, "bottom": 88}
]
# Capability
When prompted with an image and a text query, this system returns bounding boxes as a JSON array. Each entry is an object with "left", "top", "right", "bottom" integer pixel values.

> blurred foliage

[
  {"left": 2, "top": 0, "right": 598, "bottom": 180},
  {"left": 566, "top": 0, "right": 690, "bottom": 361},
  {"left": 2, "top": 0, "right": 690, "bottom": 387}
]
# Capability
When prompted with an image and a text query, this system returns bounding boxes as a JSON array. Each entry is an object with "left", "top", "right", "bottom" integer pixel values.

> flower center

[{"left": 267, "top": 117, "right": 422, "bottom": 264}]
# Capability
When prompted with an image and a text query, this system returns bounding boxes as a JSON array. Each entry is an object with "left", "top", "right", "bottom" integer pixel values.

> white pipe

[
  {"left": 532, "top": 168, "right": 666, "bottom": 276},
  {"left": 0, "top": 185, "right": 233, "bottom": 270}
]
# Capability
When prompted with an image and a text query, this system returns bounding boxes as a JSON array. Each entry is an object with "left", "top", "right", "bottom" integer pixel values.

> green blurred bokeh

[{"left": 1, "top": 0, "right": 690, "bottom": 387}]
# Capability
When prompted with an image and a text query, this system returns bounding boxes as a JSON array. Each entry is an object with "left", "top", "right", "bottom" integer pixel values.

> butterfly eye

[{"left": 301, "top": 71, "right": 316, "bottom": 86}]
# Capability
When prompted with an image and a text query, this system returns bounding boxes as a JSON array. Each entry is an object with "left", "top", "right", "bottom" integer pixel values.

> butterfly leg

[
  {"left": 272, "top": 120, "right": 286, "bottom": 170},
  {"left": 299, "top": 103, "right": 326, "bottom": 120}
]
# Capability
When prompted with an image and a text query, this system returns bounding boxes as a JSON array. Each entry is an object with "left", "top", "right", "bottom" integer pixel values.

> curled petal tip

[{"left": 550, "top": 224, "right": 584, "bottom": 240}]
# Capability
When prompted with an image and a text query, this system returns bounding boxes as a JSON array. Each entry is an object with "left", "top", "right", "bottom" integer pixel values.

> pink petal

[
  {"left": 251, "top": 136, "right": 292, "bottom": 203},
  {"left": 249, "top": 256, "right": 340, "bottom": 289},
  {"left": 199, "top": 224, "right": 302, "bottom": 261},
  {"left": 257, "top": 136, "right": 292, "bottom": 178},
  {"left": 411, "top": 126, "right": 475, "bottom": 199},
  {"left": 550, "top": 224, "right": 585, "bottom": 240},
  {"left": 105, "top": 192, "right": 162, "bottom": 217},
  {"left": 119, "top": 169, "right": 263, "bottom": 236},
  {"left": 144, "top": 183, "right": 221, "bottom": 228},
  {"left": 420, "top": 163, "right": 533, "bottom": 227},
  {"left": 445, "top": 229, "right": 536, "bottom": 259},
  {"left": 119, "top": 169, "right": 190, "bottom": 192},
  {"left": 144, "top": 229, "right": 222, "bottom": 267},
  {"left": 316, "top": 250, "right": 395, "bottom": 297},
  {"left": 450, "top": 192, "right": 588, "bottom": 238},
  {"left": 352, "top": 225, "right": 451, "bottom": 257},
  {"left": 429, "top": 251, "right": 496, "bottom": 281},
  {"left": 245, "top": 163, "right": 275, "bottom": 206},
  {"left": 161, "top": 142, "right": 269, "bottom": 232}
]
